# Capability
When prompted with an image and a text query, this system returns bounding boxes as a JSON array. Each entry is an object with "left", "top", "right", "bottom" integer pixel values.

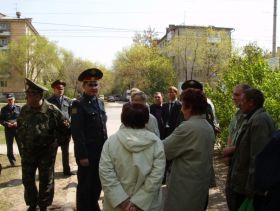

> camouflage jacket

[{"left": 17, "top": 100, "right": 68, "bottom": 151}]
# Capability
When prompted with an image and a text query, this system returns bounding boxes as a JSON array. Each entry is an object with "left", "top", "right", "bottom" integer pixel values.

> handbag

[{"left": 238, "top": 198, "right": 254, "bottom": 211}]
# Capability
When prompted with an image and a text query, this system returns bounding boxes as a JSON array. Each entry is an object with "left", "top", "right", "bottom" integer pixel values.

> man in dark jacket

[
  {"left": 229, "top": 88, "right": 276, "bottom": 211},
  {"left": 71, "top": 68, "right": 108, "bottom": 211},
  {"left": 255, "top": 129, "right": 280, "bottom": 211},
  {"left": 48, "top": 80, "right": 73, "bottom": 176},
  {"left": 150, "top": 92, "right": 165, "bottom": 139},
  {"left": 0, "top": 93, "right": 22, "bottom": 166},
  {"left": 162, "top": 86, "right": 182, "bottom": 138}
]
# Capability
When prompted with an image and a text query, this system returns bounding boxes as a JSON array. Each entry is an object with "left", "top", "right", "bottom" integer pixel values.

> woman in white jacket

[{"left": 99, "top": 103, "right": 166, "bottom": 211}]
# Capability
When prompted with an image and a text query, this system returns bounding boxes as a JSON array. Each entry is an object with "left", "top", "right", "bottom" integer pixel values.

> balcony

[
  {"left": 0, "top": 31, "right": 11, "bottom": 36},
  {"left": 0, "top": 45, "right": 9, "bottom": 50}
]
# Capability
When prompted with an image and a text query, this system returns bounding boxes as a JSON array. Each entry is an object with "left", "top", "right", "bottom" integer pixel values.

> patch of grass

[
  {"left": 0, "top": 126, "right": 5, "bottom": 144},
  {"left": 0, "top": 200, "right": 13, "bottom": 210}
]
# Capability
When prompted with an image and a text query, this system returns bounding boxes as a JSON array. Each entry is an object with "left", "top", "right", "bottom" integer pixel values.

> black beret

[
  {"left": 51, "top": 79, "right": 66, "bottom": 88},
  {"left": 181, "top": 80, "right": 203, "bottom": 91},
  {"left": 25, "top": 78, "right": 48, "bottom": 93},
  {"left": 78, "top": 68, "right": 103, "bottom": 82},
  {"left": 6, "top": 93, "right": 15, "bottom": 99}
]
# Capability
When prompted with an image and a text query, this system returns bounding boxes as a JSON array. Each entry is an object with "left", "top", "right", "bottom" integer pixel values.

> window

[
  {"left": 0, "top": 38, "right": 9, "bottom": 47},
  {"left": 207, "top": 32, "right": 221, "bottom": 43},
  {"left": 0, "top": 81, "right": 7, "bottom": 87},
  {"left": 0, "top": 23, "right": 10, "bottom": 30}
]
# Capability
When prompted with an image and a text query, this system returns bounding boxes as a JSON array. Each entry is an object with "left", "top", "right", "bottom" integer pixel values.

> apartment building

[
  {"left": 0, "top": 12, "right": 38, "bottom": 98},
  {"left": 158, "top": 24, "right": 233, "bottom": 88}
]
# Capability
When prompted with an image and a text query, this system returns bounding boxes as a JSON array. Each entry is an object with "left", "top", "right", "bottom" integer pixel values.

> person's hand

[
  {"left": 12, "top": 122, "right": 17, "bottom": 127},
  {"left": 119, "top": 199, "right": 130, "bottom": 211},
  {"left": 79, "top": 159, "right": 89, "bottom": 167},
  {"left": 125, "top": 202, "right": 141, "bottom": 211},
  {"left": 63, "top": 119, "right": 70, "bottom": 128},
  {"left": 223, "top": 146, "right": 235, "bottom": 157},
  {"left": 223, "top": 146, "right": 235, "bottom": 166}
]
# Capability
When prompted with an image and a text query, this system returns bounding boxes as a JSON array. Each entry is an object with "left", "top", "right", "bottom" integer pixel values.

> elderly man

[
  {"left": 71, "top": 68, "right": 108, "bottom": 211},
  {"left": 48, "top": 80, "right": 73, "bottom": 176},
  {"left": 0, "top": 93, "right": 22, "bottom": 166},
  {"left": 224, "top": 84, "right": 251, "bottom": 162},
  {"left": 17, "top": 79, "right": 69, "bottom": 211},
  {"left": 131, "top": 91, "right": 160, "bottom": 137},
  {"left": 228, "top": 88, "right": 276, "bottom": 211}
]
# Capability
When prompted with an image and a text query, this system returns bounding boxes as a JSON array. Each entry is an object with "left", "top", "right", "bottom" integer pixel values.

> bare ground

[{"left": 0, "top": 145, "right": 229, "bottom": 211}]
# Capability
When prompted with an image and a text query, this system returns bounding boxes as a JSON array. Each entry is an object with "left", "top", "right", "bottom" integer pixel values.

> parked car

[
  {"left": 114, "top": 95, "right": 121, "bottom": 101},
  {"left": 107, "top": 96, "right": 115, "bottom": 102}
]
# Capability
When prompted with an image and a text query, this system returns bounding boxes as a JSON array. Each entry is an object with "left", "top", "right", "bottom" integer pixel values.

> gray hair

[{"left": 131, "top": 91, "right": 147, "bottom": 103}]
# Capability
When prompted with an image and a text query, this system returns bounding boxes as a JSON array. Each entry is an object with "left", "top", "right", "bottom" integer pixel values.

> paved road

[{"left": 0, "top": 102, "right": 228, "bottom": 210}]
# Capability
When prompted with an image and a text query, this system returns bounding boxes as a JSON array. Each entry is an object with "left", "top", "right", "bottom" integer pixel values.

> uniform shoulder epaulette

[{"left": 46, "top": 100, "right": 60, "bottom": 111}]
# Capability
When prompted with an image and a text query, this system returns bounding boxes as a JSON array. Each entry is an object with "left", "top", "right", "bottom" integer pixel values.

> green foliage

[
  {"left": 206, "top": 43, "right": 280, "bottom": 146},
  {"left": 113, "top": 44, "right": 176, "bottom": 97},
  {"left": 162, "top": 27, "right": 232, "bottom": 82},
  {"left": 0, "top": 51, "right": 9, "bottom": 75},
  {"left": 8, "top": 35, "right": 60, "bottom": 82}
]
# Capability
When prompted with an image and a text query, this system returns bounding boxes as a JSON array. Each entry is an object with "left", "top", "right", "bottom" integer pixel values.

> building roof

[
  {"left": 0, "top": 12, "right": 39, "bottom": 35},
  {"left": 158, "top": 24, "right": 234, "bottom": 43}
]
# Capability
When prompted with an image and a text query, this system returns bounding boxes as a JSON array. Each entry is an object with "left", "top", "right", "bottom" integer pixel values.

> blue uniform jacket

[
  {"left": 47, "top": 95, "right": 72, "bottom": 120},
  {"left": 71, "top": 94, "right": 107, "bottom": 161},
  {"left": 0, "top": 104, "right": 21, "bottom": 130}
]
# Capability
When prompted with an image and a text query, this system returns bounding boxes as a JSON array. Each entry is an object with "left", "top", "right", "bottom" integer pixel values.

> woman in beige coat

[
  {"left": 99, "top": 103, "right": 165, "bottom": 211},
  {"left": 163, "top": 88, "right": 216, "bottom": 211}
]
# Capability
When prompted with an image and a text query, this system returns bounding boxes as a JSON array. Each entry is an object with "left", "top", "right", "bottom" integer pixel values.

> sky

[{"left": 1, "top": 0, "right": 279, "bottom": 68}]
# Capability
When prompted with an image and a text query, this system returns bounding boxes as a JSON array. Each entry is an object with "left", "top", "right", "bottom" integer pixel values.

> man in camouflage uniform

[{"left": 17, "top": 78, "right": 69, "bottom": 211}]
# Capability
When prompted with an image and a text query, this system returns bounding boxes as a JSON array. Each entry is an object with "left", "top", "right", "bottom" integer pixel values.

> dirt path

[
  {"left": 0, "top": 144, "right": 229, "bottom": 211},
  {"left": 207, "top": 149, "right": 229, "bottom": 211}
]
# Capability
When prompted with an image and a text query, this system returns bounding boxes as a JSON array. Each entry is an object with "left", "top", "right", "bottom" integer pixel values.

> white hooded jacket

[{"left": 99, "top": 126, "right": 165, "bottom": 211}]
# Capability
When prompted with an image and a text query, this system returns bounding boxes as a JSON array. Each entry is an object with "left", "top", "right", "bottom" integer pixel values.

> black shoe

[
  {"left": 63, "top": 171, "right": 75, "bottom": 176},
  {"left": 39, "top": 206, "right": 47, "bottom": 211},
  {"left": 27, "top": 205, "right": 37, "bottom": 211}
]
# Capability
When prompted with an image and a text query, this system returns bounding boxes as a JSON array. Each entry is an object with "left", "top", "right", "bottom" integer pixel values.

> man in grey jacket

[{"left": 228, "top": 88, "right": 276, "bottom": 211}]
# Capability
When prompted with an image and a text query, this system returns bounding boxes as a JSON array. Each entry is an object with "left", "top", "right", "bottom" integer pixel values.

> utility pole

[{"left": 272, "top": 0, "right": 277, "bottom": 57}]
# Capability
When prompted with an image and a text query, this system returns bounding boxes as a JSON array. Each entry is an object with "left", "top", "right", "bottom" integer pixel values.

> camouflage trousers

[{"left": 21, "top": 143, "right": 57, "bottom": 208}]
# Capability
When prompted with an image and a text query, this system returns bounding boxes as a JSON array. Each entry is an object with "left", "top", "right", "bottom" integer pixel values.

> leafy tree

[
  {"left": 0, "top": 51, "right": 9, "bottom": 75},
  {"left": 132, "top": 27, "right": 158, "bottom": 48},
  {"left": 113, "top": 44, "right": 176, "bottom": 97},
  {"left": 162, "top": 27, "right": 232, "bottom": 83},
  {"left": 7, "top": 35, "right": 60, "bottom": 82},
  {"left": 206, "top": 43, "right": 280, "bottom": 146}
]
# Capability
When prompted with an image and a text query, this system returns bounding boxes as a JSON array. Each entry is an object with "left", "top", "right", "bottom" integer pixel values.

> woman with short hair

[
  {"left": 163, "top": 88, "right": 216, "bottom": 211},
  {"left": 99, "top": 102, "right": 165, "bottom": 211}
]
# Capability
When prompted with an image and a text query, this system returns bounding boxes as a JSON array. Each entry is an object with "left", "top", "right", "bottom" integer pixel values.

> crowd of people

[{"left": 0, "top": 67, "right": 278, "bottom": 211}]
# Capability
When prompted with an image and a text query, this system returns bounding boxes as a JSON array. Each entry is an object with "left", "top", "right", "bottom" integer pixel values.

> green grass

[{"left": 0, "top": 126, "right": 4, "bottom": 144}]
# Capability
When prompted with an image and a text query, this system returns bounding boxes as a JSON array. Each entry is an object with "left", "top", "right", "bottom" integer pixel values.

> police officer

[
  {"left": 71, "top": 68, "right": 107, "bottom": 211},
  {"left": 17, "top": 78, "right": 69, "bottom": 211},
  {"left": 0, "top": 93, "right": 22, "bottom": 166},
  {"left": 48, "top": 80, "right": 73, "bottom": 176}
]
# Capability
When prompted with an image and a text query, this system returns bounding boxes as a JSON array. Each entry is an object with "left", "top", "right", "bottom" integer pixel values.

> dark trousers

[
  {"left": 58, "top": 139, "right": 71, "bottom": 173},
  {"left": 5, "top": 128, "right": 22, "bottom": 165},
  {"left": 21, "top": 145, "right": 57, "bottom": 208},
  {"left": 76, "top": 160, "right": 101, "bottom": 211},
  {"left": 226, "top": 187, "right": 246, "bottom": 211}
]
